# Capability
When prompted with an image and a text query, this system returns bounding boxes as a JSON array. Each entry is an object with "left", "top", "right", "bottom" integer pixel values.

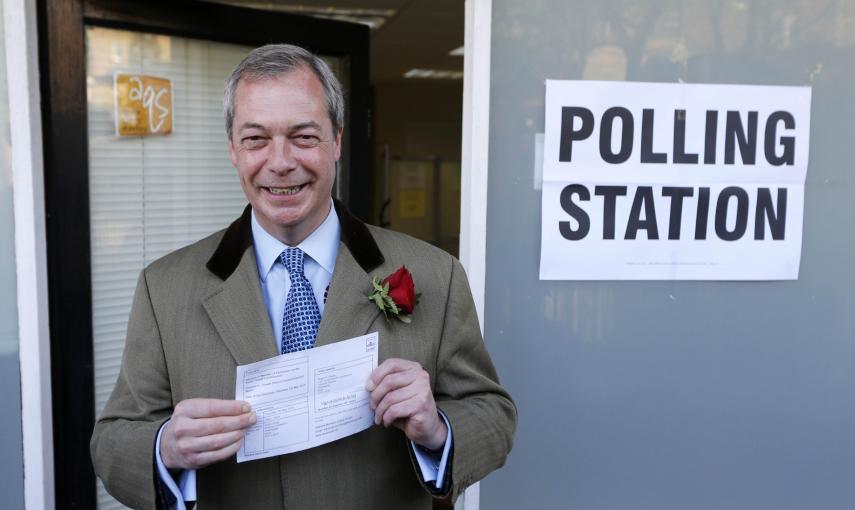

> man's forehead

[
  {"left": 235, "top": 66, "right": 320, "bottom": 96},
  {"left": 232, "top": 68, "right": 332, "bottom": 131}
]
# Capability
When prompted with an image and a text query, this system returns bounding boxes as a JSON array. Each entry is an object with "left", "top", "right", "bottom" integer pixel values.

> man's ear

[
  {"left": 228, "top": 138, "right": 238, "bottom": 167},
  {"left": 334, "top": 127, "right": 343, "bottom": 161}
]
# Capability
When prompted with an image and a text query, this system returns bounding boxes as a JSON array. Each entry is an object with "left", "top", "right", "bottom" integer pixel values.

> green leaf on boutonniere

[{"left": 372, "top": 293, "right": 386, "bottom": 310}]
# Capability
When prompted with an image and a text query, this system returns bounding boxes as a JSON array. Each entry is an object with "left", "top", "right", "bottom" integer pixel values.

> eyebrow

[
  {"left": 289, "top": 121, "right": 323, "bottom": 131},
  {"left": 237, "top": 121, "right": 323, "bottom": 134},
  {"left": 237, "top": 122, "right": 266, "bottom": 133}
]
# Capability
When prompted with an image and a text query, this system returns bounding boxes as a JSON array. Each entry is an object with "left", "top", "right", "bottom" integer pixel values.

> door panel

[
  {"left": 41, "top": 1, "right": 369, "bottom": 507},
  {"left": 86, "top": 25, "right": 355, "bottom": 510},
  {"left": 86, "top": 27, "right": 252, "bottom": 509}
]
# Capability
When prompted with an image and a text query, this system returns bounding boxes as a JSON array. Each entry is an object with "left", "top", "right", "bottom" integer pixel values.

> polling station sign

[{"left": 539, "top": 80, "right": 812, "bottom": 280}]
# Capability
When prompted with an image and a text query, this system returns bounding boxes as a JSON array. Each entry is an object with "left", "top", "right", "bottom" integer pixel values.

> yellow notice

[
  {"left": 399, "top": 190, "right": 426, "bottom": 218},
  {"left": 114, "top": 73, "right": 173, "bottom": 136}
]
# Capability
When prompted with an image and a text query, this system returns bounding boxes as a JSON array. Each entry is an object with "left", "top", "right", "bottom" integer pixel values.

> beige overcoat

[{"left": 91, "top": 202, "right": 516, "bottom": 509}]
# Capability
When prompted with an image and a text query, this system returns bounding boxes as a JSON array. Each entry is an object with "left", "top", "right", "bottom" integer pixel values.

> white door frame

[
  {"left": 4, "top": 0, "right": 55, "bottom": 508},
  {"left": 457, "top": 0, "right": 492, "bottom": 508}
]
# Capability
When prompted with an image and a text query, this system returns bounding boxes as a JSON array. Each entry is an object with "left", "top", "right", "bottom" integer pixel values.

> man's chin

[
  {"left": 266, "top": 211, "right": 305, "bottom": 230},
  {"left": 256, "top": 198, "right": 304, "bottom": 219}
]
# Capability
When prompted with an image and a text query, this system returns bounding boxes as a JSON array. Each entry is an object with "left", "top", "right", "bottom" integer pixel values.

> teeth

[{"left": 268, "top": 185, "right": 303, "bottom": 195}]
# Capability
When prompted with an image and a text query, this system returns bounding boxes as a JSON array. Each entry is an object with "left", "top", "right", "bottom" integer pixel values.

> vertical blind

[{"left": 87, "top": 26, "right": 251, "bottom": 510}]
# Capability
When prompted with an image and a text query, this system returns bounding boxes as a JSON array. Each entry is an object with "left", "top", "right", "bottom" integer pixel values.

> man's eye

[
  {"left": 293, "top": 135, "right": 321, "bottom": 148},
  {"left": 242, "top": 136, "right": 267, "bottom": 148}
]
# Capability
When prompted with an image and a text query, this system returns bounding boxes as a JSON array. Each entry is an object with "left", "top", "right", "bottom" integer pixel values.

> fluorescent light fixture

[
  {"left": 217, "top": 3, "right": 396, "bottom": 30},
  {"left": 449, "top": 46, "right": 465, "bottom": 56},
  {"left": 403, "top": 68, "right": 464, "bottom": 80}
]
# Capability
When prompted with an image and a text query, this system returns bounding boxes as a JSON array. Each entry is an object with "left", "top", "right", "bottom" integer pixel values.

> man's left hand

[{"left": 367, "top": 358, "right": 447, "bottom": 451}]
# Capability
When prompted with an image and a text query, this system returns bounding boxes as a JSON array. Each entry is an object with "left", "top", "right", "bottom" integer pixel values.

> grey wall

[{"left": 481, "top": 2, "right": 855, "bottom": 509}]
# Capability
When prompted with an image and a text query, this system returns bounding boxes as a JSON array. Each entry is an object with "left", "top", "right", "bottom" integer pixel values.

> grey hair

[{"left": 224, "top": 44, "right": 345, "bottom": 138}]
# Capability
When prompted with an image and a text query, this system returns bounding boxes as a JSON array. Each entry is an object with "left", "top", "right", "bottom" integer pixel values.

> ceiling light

[
  {"left": 217, "top": 3, "right": 396, "bottom": 30},
  {"left": 403, "top": 68, "right": 464, "bottom": 80}
]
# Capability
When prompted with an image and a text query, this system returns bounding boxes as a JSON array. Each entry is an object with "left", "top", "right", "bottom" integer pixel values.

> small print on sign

[{"left": 114, "top": 73, "right": 173, "bottom": 136}]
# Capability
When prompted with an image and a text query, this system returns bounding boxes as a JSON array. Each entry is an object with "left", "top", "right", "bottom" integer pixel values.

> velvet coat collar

[{"left": 206, "top": 199, "right": 385, "bottom": 281}]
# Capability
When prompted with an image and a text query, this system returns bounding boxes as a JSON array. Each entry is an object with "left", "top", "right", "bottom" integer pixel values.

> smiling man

[
  {"left": 230, "top": 66, "right": 341, "bottom": 247},
  {"left": 91, "top": 44, "right": 516, "bottom": 510}
]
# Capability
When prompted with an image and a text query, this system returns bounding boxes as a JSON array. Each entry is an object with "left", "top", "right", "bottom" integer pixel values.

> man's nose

[{"left": 266, "top": 137, "right": 298, "bottom": 174}]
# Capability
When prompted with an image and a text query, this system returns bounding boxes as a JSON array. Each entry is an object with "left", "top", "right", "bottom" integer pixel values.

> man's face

[{"left": 228, "top": 67, "right": 342, "bottom": 246}]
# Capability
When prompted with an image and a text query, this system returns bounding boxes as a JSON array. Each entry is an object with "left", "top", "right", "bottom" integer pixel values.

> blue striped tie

[{"left": 280, "top": 248, "right": 321, "bottom": 353}]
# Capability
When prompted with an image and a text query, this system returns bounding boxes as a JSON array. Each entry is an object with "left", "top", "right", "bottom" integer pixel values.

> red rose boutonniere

[{"left": 368, "top": 266, "right": 418, "bottom": 323}]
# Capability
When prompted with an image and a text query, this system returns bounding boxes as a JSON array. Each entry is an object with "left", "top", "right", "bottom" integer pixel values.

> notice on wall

[
  {"left": 398, "top": 162, "right": 428, "bottom": 218},
  {"left": 114, "top": 73, "right": 173, "bottom": 136},
  {"left": 539, "top": 80, "right": 812, "bottom": 280}
]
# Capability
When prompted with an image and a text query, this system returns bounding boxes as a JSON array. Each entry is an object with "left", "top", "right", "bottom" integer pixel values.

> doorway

[
  {"left": 42, "top": 0, "right": 468, "bottom": 507},
  {"left": 40, "top": 1, "right": 368, "bottom": 507}
]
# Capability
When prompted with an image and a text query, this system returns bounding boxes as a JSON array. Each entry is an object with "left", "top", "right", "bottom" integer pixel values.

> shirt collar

[{"left": 250, "top": 200, "right": 340, "bottom": 281}]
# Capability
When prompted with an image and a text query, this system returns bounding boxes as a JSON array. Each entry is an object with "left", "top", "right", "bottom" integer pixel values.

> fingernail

[
  {"left": 365, "top": 380, "right": 375, "bottom": 391},
  {"left": 374, "top": 414, "right": 380, "bottom": 425},
  {"left": 242, "top": 404, "right": 251, "bottom": 413},
  {"left": 249, "top": 412, "right": 257, "bottom": 424}
]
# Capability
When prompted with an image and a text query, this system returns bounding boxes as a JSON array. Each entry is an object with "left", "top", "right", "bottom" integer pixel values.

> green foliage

[{"left": 367, "top": 276, "right": 411, "bottom": 323}]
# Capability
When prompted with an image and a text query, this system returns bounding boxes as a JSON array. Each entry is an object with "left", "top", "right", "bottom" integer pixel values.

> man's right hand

[{"left": 160, "top": 398, "right": 256, "bottom": 470}]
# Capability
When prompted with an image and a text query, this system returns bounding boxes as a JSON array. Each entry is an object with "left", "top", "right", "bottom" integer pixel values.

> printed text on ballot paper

[{"left": 235, "top": 332, "right": 379, "bottom": 462}]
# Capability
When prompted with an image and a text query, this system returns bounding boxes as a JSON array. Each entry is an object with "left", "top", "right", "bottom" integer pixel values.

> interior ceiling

[{"left": 208, "top": 0, "right": 464, "bottom": 84}]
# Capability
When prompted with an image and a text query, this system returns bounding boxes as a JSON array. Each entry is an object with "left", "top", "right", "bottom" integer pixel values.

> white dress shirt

[{"left": 154, "top": 201, "right": 451, "bottom": 507}]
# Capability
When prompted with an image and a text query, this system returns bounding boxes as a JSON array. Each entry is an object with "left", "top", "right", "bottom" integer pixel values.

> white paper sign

[
  {"left": 236, "top": 332, "right": 379, "bottom": 462},
  {"left": 539, "top": 80, "right": 812, "bottom": 280}
]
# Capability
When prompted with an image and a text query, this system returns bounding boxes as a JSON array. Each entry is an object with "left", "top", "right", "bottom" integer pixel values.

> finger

[
  {"left": 178, "top": 429, "right": 248, "bottom": 456},
  {"left": 172, "top": 411, "right": 256, "bottom": 439},
  {"left": 183, "top": 435, "right": 245, "bottom": 470},
  {"left": 369, "top": 371, "right": 416, "bottom": 408},
  {"left": 382, "top": 391, "right": 436, "bottom": 429},
  {"left": 367, "top": 358, "right": 416, "bottom": 390},
  {"left": 381, "top": 398, "right": 420, "bottom": 428},
  {"left": 175, "top": 398, "right": 251, "bottom": 419},
  {"left": 373, "top": 386, "right": 418, "bottom": 425}
]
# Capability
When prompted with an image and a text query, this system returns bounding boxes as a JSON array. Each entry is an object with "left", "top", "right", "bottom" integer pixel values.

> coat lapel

[
  {"left": 316, "top": 200, "right": 387, "bottom": 346},
  {"left": 202, "top": 247, "right": 279, "bottom": 365},
  {"left": 202, "top": 205, "right": 278, "bottom": 365},
  {"left": 315, "top": 243, "right": 380, "bottom": 347}
]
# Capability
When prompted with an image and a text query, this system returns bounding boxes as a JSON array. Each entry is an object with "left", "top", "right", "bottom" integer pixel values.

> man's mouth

[{"left": 265, "top": 184, "right": 305, "bottom": 195}]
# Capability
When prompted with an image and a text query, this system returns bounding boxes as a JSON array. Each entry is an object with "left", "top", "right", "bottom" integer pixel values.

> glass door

[
  {"left": 41, "top": 1, "right": 369, "bottom": 507},
  {"left": 85, "top": 25, "right": 353, "bottom": 510},
  {"left": 86, "top": 27, "right": 249, "bottom": 509}
]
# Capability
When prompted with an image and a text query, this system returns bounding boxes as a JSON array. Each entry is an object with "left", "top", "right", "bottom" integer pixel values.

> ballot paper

[{"left": 236, "top": 332, "right": 379, "bottom": 463}]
